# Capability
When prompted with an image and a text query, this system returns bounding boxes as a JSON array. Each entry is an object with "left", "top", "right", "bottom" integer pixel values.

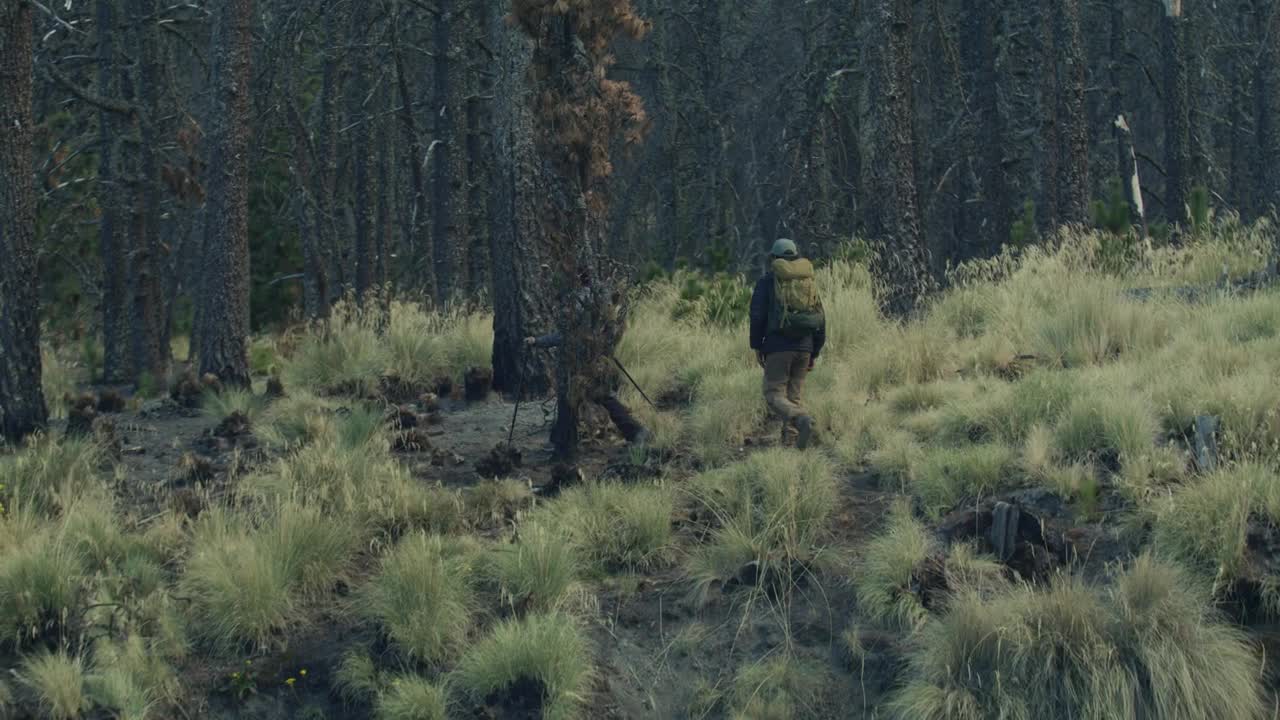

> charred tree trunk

[
  {"left": 130, "top": 0, "right": 170, "bottom": 386},
  {"left": 490, "top": 8, "right": 555, "bottom": 398},
  {"left": 391, "top": 4, "right": 434, "bottom": 298},
  {"left": 97, "top": 0, "right": 128, "bottom": 384},
  {"left": 960, "top": 0, "right": 1002, "bottom": 256},
  {"left": 350, "top": 0, "right": 375, "bottom": 306},
  {"left": 1164, "top": 0, "right": 1192, "bottom": 226},
  {"left": 0, "top": 0, "right": 48, "bottom": 441},
  {"left": 316, "top": 5, "right": 342, "bottom": 307},
  {"left": 464, "top": 5, "right": 493, "bottom": 297},
  {"left": 1257, "top": 0, "right": 1280, "bottom": 212},
  {"left": 864, "top": 0, "right": 936, "bottom": 314},
  {"left": 375, "top": 75, "right": 393, "bottom": 321},
  {"left": 284, "top": 56, "right": 328, "bottom": 319},
  {"left": 1051, "top": 0, "right": 1089, "bottom": 224},
  {"left": 994, "top": 0, "right": 1048, "bottom": 242},
  {"left": 431, "top": 0, "right": 456, "bottom": 304},
  {"left": 198, "top": 0, "right": 254, "bottom": 387}
]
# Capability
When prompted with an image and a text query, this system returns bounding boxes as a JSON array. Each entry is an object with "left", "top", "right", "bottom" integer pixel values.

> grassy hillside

[{"left": 4, "top": 218, "right": 1280, "bottom": 718}]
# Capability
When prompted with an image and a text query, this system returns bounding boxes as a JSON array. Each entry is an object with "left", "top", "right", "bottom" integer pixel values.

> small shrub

[
  {"left": 200, "top": 388, "right": 266, "bottom": 424},
  {"left": 375, "top": 674, "right": 448, "bottom": 720},
  {"left": 361, "top": 533, "right": 475, "bottom": 664},
  {"left": 454, "top": 612, "right": 591, "bottom": 720},
  {"left": 20, "top": 650, "right": 90, "bottom": 720}
]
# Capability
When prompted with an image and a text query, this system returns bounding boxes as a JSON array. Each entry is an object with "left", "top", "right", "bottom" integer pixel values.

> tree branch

[{"left": 46, "top": 63, "right": 137, "bottom": 118}]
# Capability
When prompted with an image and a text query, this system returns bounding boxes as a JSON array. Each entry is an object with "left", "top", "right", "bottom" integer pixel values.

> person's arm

[
  {"left": 749, "top": 277, "right": 768, "bottom": 352},
  {"left": 525, "top": 332, "right": 564, "bottom": 349},
  {"left": 812, "top": 316, "right": 826, "bottom": 361}
]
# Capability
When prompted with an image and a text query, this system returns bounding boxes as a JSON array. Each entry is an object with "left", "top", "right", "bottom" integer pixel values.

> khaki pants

[{"left": 763, "top": 352, "right": 810, "bottom": 433}]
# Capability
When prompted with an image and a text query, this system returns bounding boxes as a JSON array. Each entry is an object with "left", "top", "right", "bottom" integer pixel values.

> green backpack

[{"left": 768, "top": 258, "right": 825, "bottom": 338}]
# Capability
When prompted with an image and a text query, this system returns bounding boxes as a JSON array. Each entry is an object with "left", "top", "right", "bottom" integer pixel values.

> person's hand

[
  {"left": 524, "top": 336, "right": 537, "bottom": 347},
  {"left": 756, "top": 352, "right": 766, "bottom": 368},
  {"left": 808, "top": 356, "right": 817, "bottom": 371}
]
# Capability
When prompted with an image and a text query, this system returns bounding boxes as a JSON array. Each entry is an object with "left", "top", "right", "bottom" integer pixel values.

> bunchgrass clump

[
  {"left": 1052, "top": 389, "right": 1157, "bottom": 466},
  {"left": 20, "top": 650, "right": 90, "bottom": 720},
  {"left": 86, "top": 634, "right": 180, "bottom": 718},
  {"left": 333, "top": 651, "right": 381, "bottom": 703},
  {"left": 855, "top": 501, "right": 936, "bottom": 631},
  {"left": 454, "top": 612, "right": 591, "bottom": 720},
  {"left": 361, "top": 533, "right": 476, "bottom": 664},
  {"left": 1150, "top": 464, "right": 1274, "bottom": 584},
  {"left": 375, "top": 674, "right": 449, "bottom": 720},
  {"left": 541, "top": 481, "right": 674, "bottom": 572},
  {"left": 200, "top": 388, "right": 266, "bottom": 424},
  {"left": 0, "top": 528, "right": 85, "bottom": 644},
  {"left": 888, "top": 556, "right": 1265, "bottom": 720},
  {"left": 910, "top": 443, "right": 1020, "bottom": 515},
  {"left": 729, "top": 655, "right": 827, "bottom": 720},
  {"left": 686, "top": 450, "right": 838, "bottom": 598},
  {"left": 182, "top": 505, "right": 359, "bottom": 651},
  {"left": 0, "top": 435, "right": 103, "bottom": 517},
  {"left": 489, "top": 523, "right": 580, "bottom": 612}
]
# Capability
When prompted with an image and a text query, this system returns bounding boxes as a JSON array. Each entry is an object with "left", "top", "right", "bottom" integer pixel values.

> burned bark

[
  {"left": 1164, "top": 0, "right": 1192, "bottom": 226},
  {"left": 0, "top": 0, "right": 49, "bottom": 442},
  {"left": 198, "top": 0, "right": 254, "bottom": 387}
]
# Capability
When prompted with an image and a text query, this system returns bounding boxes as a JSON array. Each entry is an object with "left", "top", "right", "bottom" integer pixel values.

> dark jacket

[{"left": 749, "top": 273, "right": 827, "bottom": 358}]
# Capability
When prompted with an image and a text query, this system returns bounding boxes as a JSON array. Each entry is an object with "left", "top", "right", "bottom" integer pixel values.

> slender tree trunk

[
  {"left": 284, "top": 62, "right": 328, "bottom": 319},
  {"left": 130, "top": 0, "right": 170, "bottom": 385},
  {"left": 198, "top": 0, "right": 254, "bottom": 387},
  {"left": 1257, "top": 0, "right": 1280, "bottom": 212},
  {"left": 97, "top": 0, "right": 128, "bottom": 384},
  {"left": 1164, "top": 0, "right": 1191, "bottom": 226},
  {"left": 490, "top": 6, "right": 555, "bottom": 398},
  {"left": 350, "top": 0, "right": 375, "bottom": 306},
  {"left": 391, "top": 3, "right": 434, "bottom": 298},
  {"left": 0, "top": 0, "right": 48, "bottom": 441},
  {"left": 865, "top": 0, "right": 936, "bottom": 314},
  {"left": 375, "top": 75, "right": 392, "bottom": 321},
  {"left": 316, "top": 5, "right": 342, "bottom": 307},
  {"left": 464, "top": 4, "right": 493, "bottom": 298},
  {"left": 1051, "top": 0, "right": 1089, "bottom": 224},
  {"left": 432, "top": 0, "right": 456, "bottom": 304},
  {"left": 960, "top": 0, "right": 1001, "bottom": 256},
  {"left": 994, "top": 0, "right": 1048, "bottom": 240}
]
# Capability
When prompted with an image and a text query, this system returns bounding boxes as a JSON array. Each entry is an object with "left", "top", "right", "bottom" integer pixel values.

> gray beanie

[{"left": 771, "top": 238, "right": 798, "bottom": 258}]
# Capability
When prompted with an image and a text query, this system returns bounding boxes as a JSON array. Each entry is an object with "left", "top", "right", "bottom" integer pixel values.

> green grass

[
  {"left": 282, "top": 299, "right": 493, "bottom": 397},
  {"left": 375, "top": 674, "right": 449, "bottom": 720},
  {"left": 540, "top": 481, "right": 674, "bottom": 572},
  {"left": 489, "top": 523, "right": 580, "bottom": 612},
  {"left": 910, "top": 443, "right": 1020, "bottom": 515},
  {"left": 888, "top": 556, "right": 1265, "bottom": 720},
  {"left": 86, "top": 634, "right": 179, "bottom": 719},
  {"left": 0, "top": 528, "right": 85, "bottom": 644},
  {"left": 200, "top": 388, "right": 267, "bottom": 423},
  {"left": 19, "top": 650, "right": 90, "bottom": 720},
  {"left": 686, "top": 450, "right": 838, "bottom": 599},
  {"left": 855, "top": 501, "right": 936, "bottom": 631},
  {"left": 333, "top": 651, "right": 381, "bottom": 703},
  {"left": 181, "top": 504, "right": 359, "bottom": 651},
  {"left": 729, "top": 655, "right": 827, "bottom": 720},
  {"left": 454, "top": 612, "right": 591, "bottom": 720},
  {"left": 0, "top": 435, "right": 104, "bottom": 517},
  {"left": 360, "top": 533, "right": 476, "bottom": 664}
]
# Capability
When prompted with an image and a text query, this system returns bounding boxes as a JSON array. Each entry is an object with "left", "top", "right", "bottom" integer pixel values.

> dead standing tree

[{"left": 509, "top": 0, "right": 650, "bottom": 461}]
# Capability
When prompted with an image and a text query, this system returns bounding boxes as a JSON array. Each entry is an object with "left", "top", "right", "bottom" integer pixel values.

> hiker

[
  {"left": 524, "top": 266, "right": 650, "bottom": 452},
  {"left": 749, "top": 238, "right": 826, "bottom": 449}
]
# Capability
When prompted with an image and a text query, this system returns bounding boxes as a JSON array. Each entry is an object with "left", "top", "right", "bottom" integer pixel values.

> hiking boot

[{"left": 796, "top": 416, "right": 814, "bottom": 450}]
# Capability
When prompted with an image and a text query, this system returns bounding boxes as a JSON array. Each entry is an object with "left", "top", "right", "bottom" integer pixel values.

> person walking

[{"left": 749, "top": 239, "right": 826, "bottom": 449}]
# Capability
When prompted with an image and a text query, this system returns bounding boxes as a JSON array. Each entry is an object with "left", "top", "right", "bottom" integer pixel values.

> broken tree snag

[
  {"left": 1191, "top": 415, "right": 1221, "bottom": 474},
  {"left": 464, "top": 367, "right": 493, "bottom": 403},
  {"left": 934, "top": 491, "right": 1101, "bottom": 581},
  {"left": 1115, "top": 115, "right": 1150, "bottom": 240}
]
